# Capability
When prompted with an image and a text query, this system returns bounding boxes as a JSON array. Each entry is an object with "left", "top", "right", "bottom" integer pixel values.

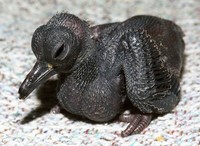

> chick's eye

[
  {"left": 53, "top": 44, "right": 69, "bottom": 60},
  {"left": 54, "top": 44, "right": 64, "bottom": 58}
]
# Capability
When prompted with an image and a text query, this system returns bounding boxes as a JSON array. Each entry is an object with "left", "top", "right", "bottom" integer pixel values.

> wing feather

[{"left": 122, "top": 29, "right": 181, "bottom": 114}]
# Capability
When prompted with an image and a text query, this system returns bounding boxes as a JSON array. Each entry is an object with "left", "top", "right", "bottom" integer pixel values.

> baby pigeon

[{"left": 19, "top": 13, "right": 184, "bottom": 137}]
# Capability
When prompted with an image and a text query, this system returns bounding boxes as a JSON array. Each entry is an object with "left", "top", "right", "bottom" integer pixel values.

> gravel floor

[{"left": 0, "top": 0, "right": 200, "bottom": 146}]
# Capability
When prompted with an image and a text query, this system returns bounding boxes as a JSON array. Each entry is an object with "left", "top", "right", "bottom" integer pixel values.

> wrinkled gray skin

[{"left": 19, "top": 13, "right": 184, "bottom": 137}]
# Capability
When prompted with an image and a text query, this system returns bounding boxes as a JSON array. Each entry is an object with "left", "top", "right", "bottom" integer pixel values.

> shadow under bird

[{"left": 19, "top": 13, "right": 184, "bottom": 137}]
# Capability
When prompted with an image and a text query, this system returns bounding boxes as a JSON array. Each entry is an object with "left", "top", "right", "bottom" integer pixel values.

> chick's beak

[{"left": 18, "top": 61, "right": 56, "bottom": 99}]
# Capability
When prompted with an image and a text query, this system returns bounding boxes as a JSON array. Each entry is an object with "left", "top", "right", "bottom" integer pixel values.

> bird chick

[{"left": 19, "top": 13, "right": 184, "bottom": 137}]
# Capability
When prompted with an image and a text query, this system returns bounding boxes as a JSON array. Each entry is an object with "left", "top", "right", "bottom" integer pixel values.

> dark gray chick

[{"left": 19, "top": 13, "right": 184, "bottom": 137}]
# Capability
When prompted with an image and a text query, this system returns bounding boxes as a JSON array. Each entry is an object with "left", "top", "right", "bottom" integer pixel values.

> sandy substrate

[{"left": 0, "top": 0, "right": 200, "bottom": 145}]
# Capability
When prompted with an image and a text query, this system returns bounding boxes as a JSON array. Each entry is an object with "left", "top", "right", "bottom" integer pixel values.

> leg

[{"left": 119, "top": 113, "right": 152, "bottom": 137}]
